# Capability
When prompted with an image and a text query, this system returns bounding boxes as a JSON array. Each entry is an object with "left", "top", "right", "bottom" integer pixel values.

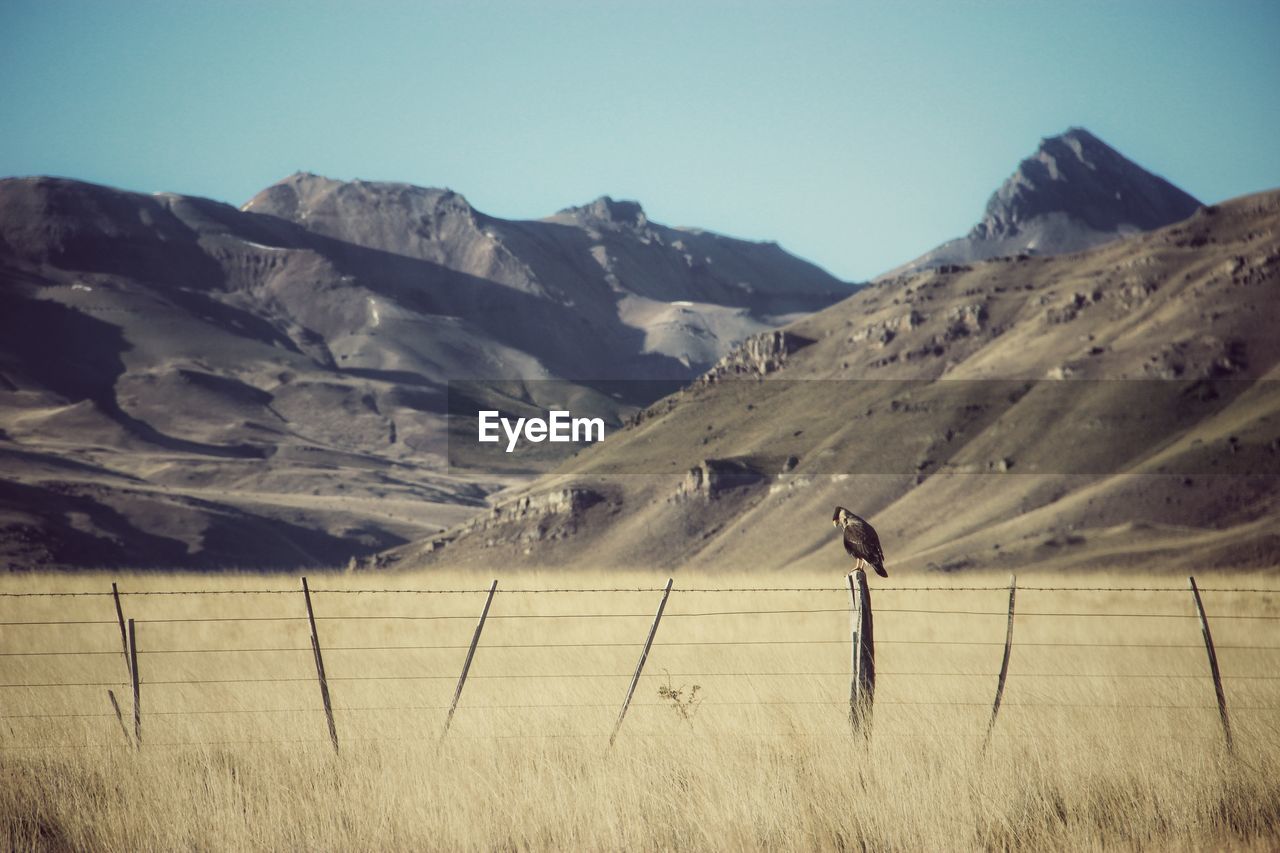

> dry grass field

[{"left": 1, "top": 569, "right": 1278, "bottom": 851}]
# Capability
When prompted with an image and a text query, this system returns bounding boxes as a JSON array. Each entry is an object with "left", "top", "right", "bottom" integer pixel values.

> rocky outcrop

[
  {"left": 945, "top": 302, "right": 988, "bottom": 339},
  {"left": 675, "top": 459, "right": 764, "bottom": 500},
  {"left": 490, "top": 487, "right": 606, "bottom": 522},
  {"left": 425, "top": 486, "right": 612, "bottom": 551},
  {"left": 553, "top": 196, "right": 649, "bottom": 231},
  {"left": 698, "top": 331, "right": 815, "bottom": 383}
]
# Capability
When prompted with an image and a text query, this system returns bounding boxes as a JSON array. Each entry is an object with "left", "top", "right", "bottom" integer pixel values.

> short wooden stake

[
  {"left": 1189, "top": 576, "right": 1233, "bottom": 751},
  {"left": 441, "top": 578, "right": 498, "bottom": 738},
  {"left": 983, "top": 574, "right": 1017, "bottom": 752},
  {"left": 610, "top": 577, "right": 674, "bottom": 746},
  {"left": 112, "top": 582, "right": 130, "bottom": 681},
  {"left": 302, "top": 577, "right": 339, "bottom": 753},
  {"left": 848, "top": 570, "right": 876, "bottom": 733},
  {"left": 106, "top": 689, "right": 130, "bottom": 745},
  {"left": 128, "top": 619, "right": 140, "bottom": 746}
]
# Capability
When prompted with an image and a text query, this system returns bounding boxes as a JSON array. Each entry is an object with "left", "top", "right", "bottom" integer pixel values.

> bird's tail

[{"left": 872, "top": 561, "right": 888, "bottom": 578}]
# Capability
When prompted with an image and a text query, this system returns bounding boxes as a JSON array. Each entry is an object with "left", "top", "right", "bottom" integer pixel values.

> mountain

[
  {"left": 885, "top": 128, "right": 1203, "bottom": 277},
  {"left": 0, "top": 175, "right": 852, "bottom": 569},
  {"left": 396, "top": 189, "right": 1280, "bottom": 574},
  {"left": 244, "top": 173, "right": 851, "bottom": 376}
]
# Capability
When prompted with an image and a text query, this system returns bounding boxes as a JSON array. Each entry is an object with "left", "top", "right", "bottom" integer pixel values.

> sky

[{"left": 2, "top": 1, "right": 1278, "bottom": 281}]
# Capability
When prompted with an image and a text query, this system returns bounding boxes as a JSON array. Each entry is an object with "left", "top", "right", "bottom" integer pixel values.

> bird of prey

[{"left": 832, "top": 507, "right": 888, "bottom": 578}]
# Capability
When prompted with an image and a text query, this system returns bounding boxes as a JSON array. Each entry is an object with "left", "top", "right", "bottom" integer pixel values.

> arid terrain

[
  {"left": 4, "top": 129, "right": 1272, "bottom": 576},
  {"left": 0, "top": 175, "right": 849, "bottom": 569},
  {"left": 411, "top": 190, "right": 1280, "bottom": 575}
]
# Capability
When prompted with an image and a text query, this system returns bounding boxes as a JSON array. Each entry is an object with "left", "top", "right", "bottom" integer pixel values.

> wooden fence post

[
  {"left": 128, "top": 618, "right": 140, "bottom": 747},
  {"left": 610, "top": 578, "right": 674, "bottom": 746},
  {"left": 441, "top": 579, "right": 498, "bottom": 739},
  {"left": 1189, "top": 576, "right": 1233, "bottom": 751},
  {"left": 302, "top": 577, "right": 339, "bottom": 753},
  {"left": 112, "top": 582, "right": 130, "bottom": 681},
  {"left": 983, "top": 574, "right": 1017, "bottom": 751},
  {"left": 848, "top": 570, "right": 875, "bottom": 733}
]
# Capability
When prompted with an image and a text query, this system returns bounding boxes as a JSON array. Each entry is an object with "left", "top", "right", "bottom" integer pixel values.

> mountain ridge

[{"left": 0, "top": 173, "right": 851, "bottom": 569}]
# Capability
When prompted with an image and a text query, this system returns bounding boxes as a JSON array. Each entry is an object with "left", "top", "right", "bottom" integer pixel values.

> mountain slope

[
  {"left": 886, "top": 128, "right": 1202, "bottom": 277},
  {"left": 245, "top": 174, "right": 851, "bottom": 375},
  {"left": 0, "top": 175, "right": 851, "bottom": 569},
  {"left": 400, "top": 190, "right": 1280, "bottom": 575}
]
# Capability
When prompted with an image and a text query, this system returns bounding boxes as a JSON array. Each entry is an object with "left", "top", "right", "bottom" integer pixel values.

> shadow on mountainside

[
  {"left": 0, "top": 295, "right": 267, "bottom": 458},
  {"left": 0, "top": 479, "right": 406, "bottom": 570}
]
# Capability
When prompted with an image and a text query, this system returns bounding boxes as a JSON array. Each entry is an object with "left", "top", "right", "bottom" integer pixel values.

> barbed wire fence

[{"left": 0, "top": 576, "right": 1277, "bottom": 752}]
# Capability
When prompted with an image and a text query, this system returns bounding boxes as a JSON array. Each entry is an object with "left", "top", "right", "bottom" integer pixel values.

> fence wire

[
  {"left": 2, "top": 585, "right": 1278, "bottom": 597},
  {"left": 1, "top": 581, "right": 1276, "bottom": 750}
]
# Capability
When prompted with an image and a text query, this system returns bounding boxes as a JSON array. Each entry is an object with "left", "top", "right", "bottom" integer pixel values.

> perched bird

[{"left": 832, "top": 507, "right": 888, "bottom": 578}]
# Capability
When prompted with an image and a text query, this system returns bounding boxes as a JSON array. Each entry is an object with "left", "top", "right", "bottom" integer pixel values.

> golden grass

[{"left": 2, "top": 569, "right": 1279, "bottom": 851}]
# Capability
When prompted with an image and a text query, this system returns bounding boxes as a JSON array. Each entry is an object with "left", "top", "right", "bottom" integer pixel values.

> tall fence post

[
  {"left": 302, "top": 577, "right": 339, "bottom": 753},
  {"left": 983, "top": 574, "right": 1017, "bottom": 752},
  {"left": 610, "top": 578, "right": 674, "bottom": 746},
  {"left": 441, "top": 579, "right": 498, "bottom": 739},
  {"left": 848, "top": 570, "right": 875, "bottom": 733},
  {"left": 112, "top": 582, "right": 130, "bottom": 681},
  {"left": 1189, "top": 576, "right": 1233, "bottom": 751},
  {"left": 128, "top": 618, "right": 140, "bottom": 747}
]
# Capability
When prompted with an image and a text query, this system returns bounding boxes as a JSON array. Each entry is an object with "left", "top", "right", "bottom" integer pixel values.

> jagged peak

[
  {"left": 1027, "top": 127, "right": 1128, "bottom": 177},
  {"left": 1051, "top": 126, "right": 1106, "bottom": 151},
  {"left": 970, "top": 127, "right": 1201, "bottom": 240},
  {"left": 554, "top": 195, "right": 647, "bottom": 228}
]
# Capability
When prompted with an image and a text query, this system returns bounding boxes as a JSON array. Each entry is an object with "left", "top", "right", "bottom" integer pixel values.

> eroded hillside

[
  {"left": 0, "top": 175, "right": 850, "bottom": 569},
  {"left": 403, "top": 190, "right": 1280, "bottom": 574}
]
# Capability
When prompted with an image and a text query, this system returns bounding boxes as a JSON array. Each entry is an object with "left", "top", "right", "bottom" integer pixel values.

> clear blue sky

[{"left": 2, "top": 1, "right": 1277, "bottom": 280}]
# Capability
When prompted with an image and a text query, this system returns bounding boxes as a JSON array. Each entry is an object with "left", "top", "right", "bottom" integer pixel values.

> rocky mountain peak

[
  {"left": 882, "top": 128, "right": 1205, "bottom": 278},
  {"left": 243, "top": 173, "right": 472, "bottom": 220},
  {"left": 555, "top": 195, "right": 647, "bottom": 228},
  {"left": 971, "top": 127, "right": 1201, "bottom": 241},
  {"left": 237, "top": 173, "right": 487, "bottom": 265}
]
